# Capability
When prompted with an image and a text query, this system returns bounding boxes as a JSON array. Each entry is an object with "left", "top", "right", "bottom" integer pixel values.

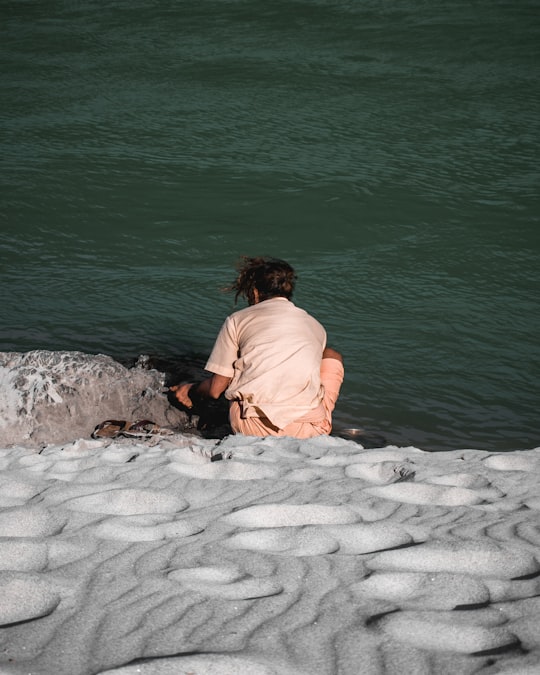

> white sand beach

[{"left": 0, "top": 352, "right": 539, "bottom": 674}]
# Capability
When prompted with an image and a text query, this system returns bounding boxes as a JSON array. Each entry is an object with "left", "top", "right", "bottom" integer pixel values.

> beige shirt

[{"left": 205, "top": 297, "right": 327, "bottom": 429}]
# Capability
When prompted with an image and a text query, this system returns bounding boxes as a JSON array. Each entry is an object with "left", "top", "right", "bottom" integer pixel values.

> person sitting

[{"left": 171, "top": 256, "right": 344, "bottom": 438}]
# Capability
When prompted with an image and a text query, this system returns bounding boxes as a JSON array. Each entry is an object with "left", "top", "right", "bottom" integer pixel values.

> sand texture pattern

[
  {"left": 0, "top": 434, "right": 539, "bottom": 675},
  {"left": 0, "top": 351, "right": 539, "bottom": 674}
]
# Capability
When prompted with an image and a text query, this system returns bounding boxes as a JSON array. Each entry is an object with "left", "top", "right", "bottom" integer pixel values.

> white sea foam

[{"left": 0, "top": 350, "right": 190, "bottom": 447}]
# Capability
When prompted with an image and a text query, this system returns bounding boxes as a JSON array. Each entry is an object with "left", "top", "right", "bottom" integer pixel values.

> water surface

[{"left": 2, "top": 0, "right": 539, "bottom": 450}]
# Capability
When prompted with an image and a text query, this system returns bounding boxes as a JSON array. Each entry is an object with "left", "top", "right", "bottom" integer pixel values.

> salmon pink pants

[{"left": 229, "top": 357, "right": 344, "bottom": 439}]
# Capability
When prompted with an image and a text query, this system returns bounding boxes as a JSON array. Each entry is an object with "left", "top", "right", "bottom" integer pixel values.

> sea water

[{"left": 1, "top": 0, "right": 539, "bottom": 451}]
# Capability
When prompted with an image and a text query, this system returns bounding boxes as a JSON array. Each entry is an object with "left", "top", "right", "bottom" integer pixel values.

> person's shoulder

[
  {"left": 226, "top": 303, "right": 259, "bottom": 326},
  {"left": 230, "top": 303, "right": 256, "bottom": 318},
  {"left": 288, "top": 301, "right": 318, "bottom": 319},
  {"left": 294, "top": 303, "right": 326, "bottom": 330},
  {"left": 286, "top": 302, "right": 325, "bottom": 327}
]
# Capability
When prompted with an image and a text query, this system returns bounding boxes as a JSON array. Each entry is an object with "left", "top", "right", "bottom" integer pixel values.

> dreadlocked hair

[{"left": 228, "top": 256, "right": 297, "bottom": 305}]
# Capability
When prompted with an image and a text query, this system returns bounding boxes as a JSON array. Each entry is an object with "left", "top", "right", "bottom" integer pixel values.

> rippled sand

[
  {"left": 1, "top": 352, "right": 539, "bottom": 674},
  {"left": 1, "top": 435, "right": 539, "bottom": 675}
]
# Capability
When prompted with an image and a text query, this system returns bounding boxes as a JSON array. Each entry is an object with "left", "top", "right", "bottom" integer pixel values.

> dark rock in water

[
  {"left": 0, "top": 350, "right": 191, "bottom": 448},
  {"left": 123, "top": 352, "right": 210, "bottom": 387},
  {"left": 126, "top": 353, "right": 232, "bottom": 439}
]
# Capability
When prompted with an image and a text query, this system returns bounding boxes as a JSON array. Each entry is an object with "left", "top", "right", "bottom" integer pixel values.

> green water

[{"left": 1, "top": 0, "right": 539, "bottom": 450}]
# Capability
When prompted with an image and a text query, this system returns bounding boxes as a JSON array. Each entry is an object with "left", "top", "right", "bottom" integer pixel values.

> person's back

[
  {"left": 207, "top": 296, "right": 327, "bottom": 430},
  {"left": 171, "top": 256, "right": 344, "bottom": 438}
]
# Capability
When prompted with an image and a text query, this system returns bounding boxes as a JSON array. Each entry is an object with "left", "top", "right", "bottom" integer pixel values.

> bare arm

[
  {"left": 170, "top": 373, "right": 232, "bottom": 409},
  {"left": 323, "top": 347, "right": 343, "bottom": 363}
]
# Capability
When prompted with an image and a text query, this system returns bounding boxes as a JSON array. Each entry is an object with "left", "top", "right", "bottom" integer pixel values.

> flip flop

[
  {"left": 91, "top": 420, "right": 130, "bottom": 439},
  {"left": 122, "top": 420, "right": 173, "bottom": 438}
]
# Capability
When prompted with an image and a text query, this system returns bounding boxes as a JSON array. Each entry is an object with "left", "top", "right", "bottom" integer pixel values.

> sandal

[
  {"left": 122, "top": 420, "right": 173, "bottom": 438},
  {"left": 91, "top": 420, "right": 130, "bottom": 439},
  {"left": 91, "top": 419, "right": 173, "bottom": 440}
]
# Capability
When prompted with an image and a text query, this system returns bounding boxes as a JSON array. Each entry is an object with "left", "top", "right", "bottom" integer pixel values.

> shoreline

[
  {"left": 4, "top": 347, "right": 526, "bottom": 454},
  {"left": 0, "top": 349, "right": 392, "bottom": 452}
]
